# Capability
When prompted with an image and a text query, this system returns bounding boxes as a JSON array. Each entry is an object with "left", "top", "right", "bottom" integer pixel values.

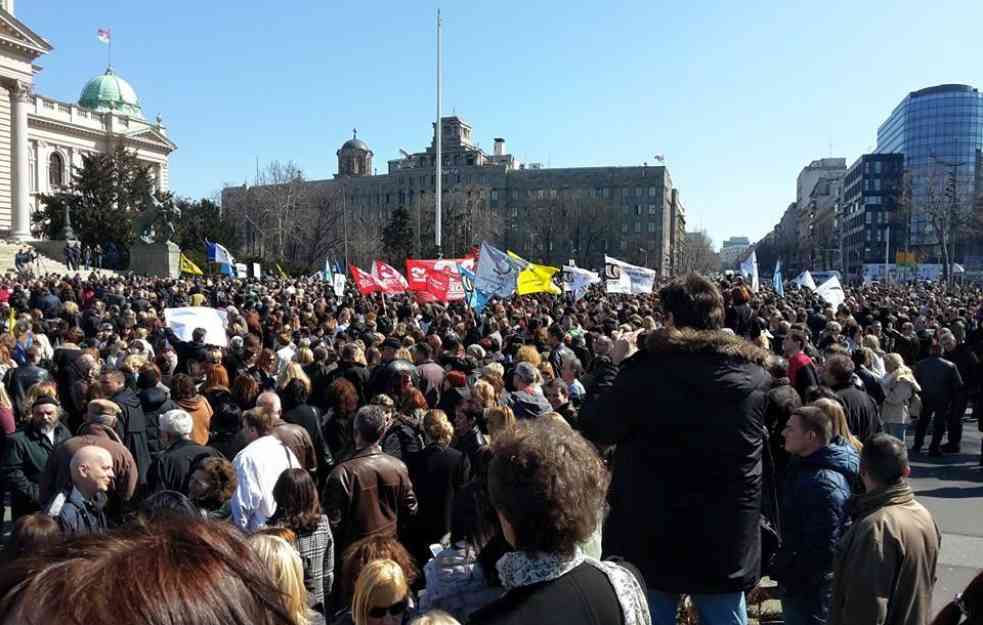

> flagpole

[
  {"left": 108, "top": 32, "right": 112, "bottom": 69},
  {"left": 434, "top": 9, "right": 443, "bottom": 259}
]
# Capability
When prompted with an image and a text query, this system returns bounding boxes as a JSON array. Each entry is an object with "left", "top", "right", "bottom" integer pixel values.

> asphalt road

[{"left": 906, "top": 416, "right": 983, "bottom": 616}]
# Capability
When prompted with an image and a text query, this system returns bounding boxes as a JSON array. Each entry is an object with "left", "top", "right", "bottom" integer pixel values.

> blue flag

[
  {"left": 458, "top": 263, "right": 490, "bottom": 312},
  {"left": 773, "top": 260, "right": 784, "bottom": 297}
]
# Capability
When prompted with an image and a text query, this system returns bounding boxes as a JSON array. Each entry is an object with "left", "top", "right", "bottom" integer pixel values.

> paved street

[{"left": 906, "top": 416, "right": 983, "bottom": 615}]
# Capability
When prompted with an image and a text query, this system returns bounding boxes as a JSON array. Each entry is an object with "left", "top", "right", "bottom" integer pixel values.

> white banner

[
  {"left": 333, "top": 273, "right": 346, "bottom": 298},
  {"left": 164, "top": 307, "right": 229, "bottom": 348},
  {"left": 604, "top": 255, "right": 655, "bottom": 294},
  {"left": 562, "top": 266, "right": 601, "bottom": 300},
  {"left": 815, "top": 276, "right": 845, "bottom": 309}
]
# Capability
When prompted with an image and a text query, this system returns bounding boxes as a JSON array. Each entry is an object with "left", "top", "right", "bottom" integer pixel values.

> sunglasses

[{"left": 368, "top": 597, "right": 408, "bottom": 619}]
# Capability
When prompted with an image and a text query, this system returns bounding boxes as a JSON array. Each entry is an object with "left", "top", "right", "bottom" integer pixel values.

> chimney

[{"left": 493, "top": 137, "right": 505, "bottom": 157}]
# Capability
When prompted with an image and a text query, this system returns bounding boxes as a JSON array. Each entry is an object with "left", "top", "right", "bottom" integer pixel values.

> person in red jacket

[{"left": 783, "top": 329, "right": 819, "bottom": 398}]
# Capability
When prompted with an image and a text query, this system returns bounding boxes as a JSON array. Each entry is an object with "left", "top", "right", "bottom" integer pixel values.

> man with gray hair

[
  {"left": 147, "top": 409, "right": 221, "bottom": 495},
  {"left": 506, "top": 361, "right": 552, "bottom": 419},
  {"left": 323, "top": 405, "right": 417, "bottom": 560}
]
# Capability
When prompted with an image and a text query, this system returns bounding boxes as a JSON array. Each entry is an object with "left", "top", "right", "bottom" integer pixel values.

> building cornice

[
  {"left": 28, "top": 115, "right": 175, "bottom": 155},
  {"left": 0, "top": 9, "right": 52, "bottom": 59}
]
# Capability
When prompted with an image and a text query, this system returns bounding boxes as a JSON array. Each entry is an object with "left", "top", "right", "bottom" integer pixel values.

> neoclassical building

[{"left": 0, "top": 1, "right": 176, "bottom": 239}]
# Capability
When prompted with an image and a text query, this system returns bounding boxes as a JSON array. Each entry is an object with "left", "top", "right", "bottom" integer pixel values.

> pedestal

[{"left": 130, "top": 241, "right": 180, "bottom": 278}]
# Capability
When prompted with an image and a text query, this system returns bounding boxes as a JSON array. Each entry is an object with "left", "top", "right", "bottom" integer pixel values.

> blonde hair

[
  {"left": 395, "top": 347, "right": 414, "bottom": 362},
  {"left": 515, "top": 345, "right": 541, "bottom": 367},
  {"left": 352, "top": 559, "right": 409, "bottom": 625},
  {"left": 485, "top": 405, "right": 515, "bottom": 440},
  {"left": 423, "top": 409, "right": 454, "bottom": 447},
  {"left": 247, "top": 534, "right": 312, "bottom": 625},
  {"left": 470, "top": 380, "right": 496, "bottom": 410},
  {"left": 862, "top": 334, "right": 884, "bottom": 355},
  {"left": 812, "top": 398, "right": 862, "bottom": 453},
  {"left": 884, "top": 352, "right": 907, "bottom": 374},
  {"left": 411, "top": 610, "right": 462, "bottom": 625},
  {"left": 278, "top": 362, "right": 311, "bottom": 394},
  {"left": 295, "top": 347, "right": 315, "bottom": 366}
]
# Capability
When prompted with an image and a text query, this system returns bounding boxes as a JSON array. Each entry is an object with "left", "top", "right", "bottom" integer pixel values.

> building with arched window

[{"left": 0, "top": 5, "right": 176, "bottom": 239}]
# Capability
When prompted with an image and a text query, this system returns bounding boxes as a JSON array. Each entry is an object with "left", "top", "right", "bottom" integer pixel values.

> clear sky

[{"left": 19, "top": 0, "right": 983, "bottom": 249}]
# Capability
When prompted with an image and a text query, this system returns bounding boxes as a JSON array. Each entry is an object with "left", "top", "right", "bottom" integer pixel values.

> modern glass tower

[{"left": 875, "top": 84, "right": 983, "bottom": 253}]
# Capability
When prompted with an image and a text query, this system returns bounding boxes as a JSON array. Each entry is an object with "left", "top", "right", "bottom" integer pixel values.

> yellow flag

[
  {"left": 507, "top": 251, "right": 562, "bottom": 295},
  {"left": 276, "top": 263, "right": 289, "bottom": 279},
  {"left": 179, "top": 252, "right": 203, "bottom": 275}
]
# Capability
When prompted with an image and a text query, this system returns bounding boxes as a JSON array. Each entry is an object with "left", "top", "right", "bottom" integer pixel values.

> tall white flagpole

[{"left": 435, "top": 9, "right": 443, "bottom": 258}]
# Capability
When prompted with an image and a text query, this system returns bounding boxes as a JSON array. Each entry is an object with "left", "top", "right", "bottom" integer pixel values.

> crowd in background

[{"left": 0, "top": 269, "right": 979, "bottom": 625}]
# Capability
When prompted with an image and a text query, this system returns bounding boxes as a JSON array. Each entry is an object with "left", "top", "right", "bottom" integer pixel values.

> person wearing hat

[
  {"left": 39, "top": 398, "right": 138, "bottom": 524},
  {"left": 367, "top": 337, "right": 404, "bottom": 398},
  {"left": 0, "top": 396, "right": 71, "bottom": 521}
]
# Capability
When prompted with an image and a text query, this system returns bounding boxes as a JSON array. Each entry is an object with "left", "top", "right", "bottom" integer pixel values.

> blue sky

[{"left": 19, "top": 0, "right": 983, "bottom": 248}]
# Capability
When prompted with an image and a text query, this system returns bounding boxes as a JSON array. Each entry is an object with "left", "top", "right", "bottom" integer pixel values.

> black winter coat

[
  {"left": 580, "top": 328, "right": 771, "bottom": 594},
  {"left": 4, "top": 364, "right": 50, "bottom": 419},
  {"left": 833, "top": 384, "right": 882, "bottom": 443},
  {"left": 405, "top": 443, "right": 470, "bottom": 563},
  {"left": 112, "top": 389, "right": 152, "bottom": 485},
  {"left": 0, "top": 423, "right": 71, "bottom": 519},
  {"left": 148, "top": 439, "right": 222, "bottom": 494},
  {"left": 773, "top": 442, "right": 858, "bottom": 592},
  {"left": 470, "top": 561, "right": 644, "bottom": 625},
  {"left": 138, "top": 386, "right": 178, "bottom": 459}
]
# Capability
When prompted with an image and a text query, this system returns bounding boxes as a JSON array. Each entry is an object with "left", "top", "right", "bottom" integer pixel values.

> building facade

[
  {"left": 719, "top": 236, "right": 750, "bottom": 270},
  {"left": 875, "top": 84, "right": 983, "bottom": 258},
  {"left": 223, "top": 116, "right": 685, "bottom": 275},
  {"left": 0, "top": 5, "right": 175, "bottom": 239},
  {"left": 796, "top": 158, "right": 846, "bottom": 271},
  {"left": 840, "top": 153, "right": 905, "bottom": 280}
]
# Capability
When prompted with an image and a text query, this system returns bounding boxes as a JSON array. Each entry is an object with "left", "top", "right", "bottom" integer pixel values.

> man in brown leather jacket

[{"left": 322, "top": 404, "right": 417, "bottom": 556}]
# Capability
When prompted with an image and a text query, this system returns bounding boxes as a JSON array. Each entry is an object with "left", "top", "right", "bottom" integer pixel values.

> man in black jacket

[
  {"left": 914, "top": 340, "right": 963, "bottom": 456},
  {"left": 46, "top": 445, "right": 112, "bottom": 535},
  {"left": 0, "top": 396, "right": 71, "bottom": 520},
  {"left": 4, "top": 345, "right": 50, "bottom": 419},
  {"left": 322, "top": 343, "right": 371, "bottom": 406},
  {"left": 580, "top": 273, "right": 770, "bottom": 625},
  {"left": 148, "top": 409, "right": 221, "bottom": 494},
  {"left": 825, "top": 354, "right": 882, "bottom": 443},
  {"left": 101, "top": 370, "right": 152, "bottom": 487},
  {"left": 940, "top": 330, "right": 976, "bottom": 453}
]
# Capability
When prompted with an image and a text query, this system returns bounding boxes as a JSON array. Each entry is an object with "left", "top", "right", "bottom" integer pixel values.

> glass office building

[{"left": 875, "top": 84, "right": 983, "bottom": 252}]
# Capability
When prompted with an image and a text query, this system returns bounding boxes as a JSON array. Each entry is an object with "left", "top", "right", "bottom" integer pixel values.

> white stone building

[{"left": 0, "top": 2, "right": 175, "bottom": 239}]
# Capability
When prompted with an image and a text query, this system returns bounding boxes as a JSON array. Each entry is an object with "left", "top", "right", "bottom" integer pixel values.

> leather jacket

[{"left": 322, "top": 444, "right": 418, "bottom": 551}]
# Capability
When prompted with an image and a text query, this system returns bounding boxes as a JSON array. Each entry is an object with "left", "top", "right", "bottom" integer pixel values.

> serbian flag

[
  {"left": 350, "top": 265, "right": 381, "bottom": 295},
  {"left": 97, "top": 28, "right": 111, "bottom": 44},
  {"left": 371, "top": 260, "right": 409, "bottom": 294}
]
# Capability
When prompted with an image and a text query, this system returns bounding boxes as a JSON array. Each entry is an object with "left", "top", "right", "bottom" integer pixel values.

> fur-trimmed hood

[{"left": 645, "top": 327, "right": 772, "bottom": 368}]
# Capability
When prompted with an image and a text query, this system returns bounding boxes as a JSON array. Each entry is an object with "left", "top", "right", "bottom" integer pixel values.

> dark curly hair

[
  {"left": 339, "top": 534, "right": 419, "bottom": 606},
  {"left": 327, "top": 378, "right": 359, "bottom": 417},
  {"left": 489, "top": 419, "right": 609, "bottom": 556},
  {"left": 191, "top": 457, "right": 238, "bottom": 509}
]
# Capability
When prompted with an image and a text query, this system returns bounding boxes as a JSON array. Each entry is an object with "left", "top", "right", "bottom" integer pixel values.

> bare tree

[
  {"left": 919, "top": 164, "right": 977, "bottom": 283},
  {"left": 679, "top": 230, "right": 719, "bottom": 274}
]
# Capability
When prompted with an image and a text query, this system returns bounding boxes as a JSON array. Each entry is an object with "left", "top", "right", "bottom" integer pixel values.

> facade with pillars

[{"left": 0, "top": 6, "right": 175, "bottom": 239}]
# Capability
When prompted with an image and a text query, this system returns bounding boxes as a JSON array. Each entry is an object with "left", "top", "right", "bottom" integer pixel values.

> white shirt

[
  {"left": 276, "top": 344, "right": 297, "bottom": 377},
  {"left": 231, "top": 435, "right": 299, "bottom": 531}
]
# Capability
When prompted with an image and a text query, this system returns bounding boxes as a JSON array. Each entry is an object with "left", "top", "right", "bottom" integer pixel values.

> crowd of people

[{"left": 0, "top": 267, "right": 979, "bottom": 625}]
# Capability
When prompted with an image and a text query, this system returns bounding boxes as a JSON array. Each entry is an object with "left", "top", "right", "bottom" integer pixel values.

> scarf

[{"left": 496, "top": 549, "right": 651, "bottom": 625}]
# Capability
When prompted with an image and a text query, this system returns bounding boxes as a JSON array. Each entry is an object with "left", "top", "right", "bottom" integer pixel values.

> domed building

[
  {"left": 0, "top": 3, "right": 176, "bottom": 239},
  {"left": 336, "top": 129, "right": 373, "bottom": 177}
]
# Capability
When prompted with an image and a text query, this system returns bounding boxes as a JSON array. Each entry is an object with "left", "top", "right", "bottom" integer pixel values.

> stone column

[{"left": 11, "top": 83, "right": 31, "bottom": 241}]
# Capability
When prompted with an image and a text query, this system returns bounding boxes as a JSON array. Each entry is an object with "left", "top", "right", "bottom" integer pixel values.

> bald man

[
  {"left": 46, "top": 445, "right": 114, "bottom": 535},
  {"left": 40, "top": 399, "right": 138, "bottom": 523}
]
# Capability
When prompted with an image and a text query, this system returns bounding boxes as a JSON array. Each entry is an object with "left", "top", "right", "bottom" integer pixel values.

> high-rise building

[
  {"left": 840, "top": 153, "right": 904, "bottom": 280},
  {"left": 875, "top": 84, "right": 983, "bottom": 258}
]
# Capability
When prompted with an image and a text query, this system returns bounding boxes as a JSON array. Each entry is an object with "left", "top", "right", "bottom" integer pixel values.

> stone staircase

[{"left": 0, "top": 240, "right": 117, "bottom": 279}]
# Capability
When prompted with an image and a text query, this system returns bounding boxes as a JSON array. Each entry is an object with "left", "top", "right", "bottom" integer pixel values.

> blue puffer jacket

[{"left": 774, "top": 439, "right": 859, "bottom": 591}]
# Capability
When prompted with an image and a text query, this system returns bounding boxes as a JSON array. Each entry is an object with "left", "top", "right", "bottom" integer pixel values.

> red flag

[
  {"left": 405, "top": 258, "right": 474, "bottom": 302},
  {"left": 349, "top": 264, "right": 381, "bottom": 295},
  {"left": 371, "top": 260, "right": 409, "bottom": 294}
]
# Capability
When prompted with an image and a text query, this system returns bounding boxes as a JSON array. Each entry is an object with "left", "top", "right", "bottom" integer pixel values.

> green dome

[{"left": 78, "top": 68, "right": 143, "bottom": 118}]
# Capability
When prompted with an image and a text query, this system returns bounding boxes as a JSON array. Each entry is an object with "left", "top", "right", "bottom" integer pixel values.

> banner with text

[{"left": 405, "top": 258, "right": 476, "bottom": 302}]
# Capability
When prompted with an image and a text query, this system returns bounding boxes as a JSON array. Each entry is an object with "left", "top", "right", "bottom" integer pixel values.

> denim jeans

[
  {"left": 647, "top": 589, "right": 747, "bottom": 625},
  {"left": 883, "top": 422, "right": 907, "bottom": 442}
]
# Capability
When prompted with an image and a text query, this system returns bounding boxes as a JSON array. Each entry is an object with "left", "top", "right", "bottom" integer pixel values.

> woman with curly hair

[
  {"left": 270, "top": 468, "right": 334, "bottom": 614},
  {"left": 471, "top": 419, "right": 648, "bottom": 625},
  {"left": 322, "top": 378, "right": 359, "bottom": 462},
  {"left": 188, "top": 456, "right": 238, "bottom": 521}
]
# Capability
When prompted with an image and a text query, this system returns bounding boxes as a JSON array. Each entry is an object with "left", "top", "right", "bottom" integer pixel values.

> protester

[
  {"left": 472, "top": 419, "right": 648, "bottom": 625},
  {"left": 45, "top": 445, "right": 114, "bottom": 535},
  {"left": 824, "top": 354, "right": 882, "bottom": 443},
  {"left": 914, "top": 340, "right": 963, "bottom": 455},
  {"left": 2, "top": 512, "right": 61, "bottom": 562},
  {"left": 829, "top": 434, "right": 941, "bottom": 625},
  {"left": 148, "top": 408, "right": 222, "bottom": 494},
  {"left": 270, "top": 467, "right": 335, "bottom": 613},
  {"left": 581, "top": 273, "right": 768, "bottom": 624},
  {"left": 1, "top": 396, "right": 71, "bottom": 520},
  {"left": 775, "top": 406, "right": 859, "bottom": 625},
  {"left": 187, "top": 456, "right": 237, "bottom": 520},
  {"left": 231, "top": 407, "right": 301, "bottom": 531},
  {"left": 881, "top": 352, "right": 921, "bottom": 442},
  {"left": 351, "top": 559, "right": 414, "bottom": 625},
  {"left": 249, "top": 533, "right": 326, "bottom": 625}
]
